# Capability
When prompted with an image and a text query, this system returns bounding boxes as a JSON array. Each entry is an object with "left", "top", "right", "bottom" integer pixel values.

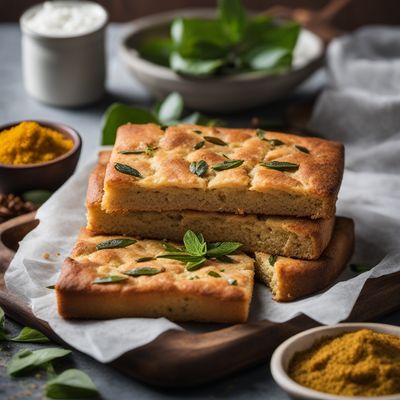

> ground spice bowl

[
  {"left": 0, "top": 120, "right": 81, "bottom": 194},
  {"left": 270, "top": 323, "right": 400, "bottom": 400}
]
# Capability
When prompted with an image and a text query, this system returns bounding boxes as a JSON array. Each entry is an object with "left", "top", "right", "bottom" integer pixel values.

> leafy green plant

[
  {"left": 138, "top": 0, "right": 300, "bottom": 77},
  {"left": 101, "top": 92, "right": 221, "bottom": 145}
]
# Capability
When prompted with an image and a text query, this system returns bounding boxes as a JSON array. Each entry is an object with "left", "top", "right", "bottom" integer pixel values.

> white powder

[{"left": 23, "top": 1, "right": 107, "bottom": 37}]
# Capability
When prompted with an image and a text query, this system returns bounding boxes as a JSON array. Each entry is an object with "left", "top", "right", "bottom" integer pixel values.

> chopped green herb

[
  {"left": 136, "top": 257, "right": 155, "bottom": 263},
  {"left": 194, "top": 141, "right": 205, "bottom": 150},
  {"left": 119, "top": 145, "right": 158, "bottom": 156},
  {"left": 295, "top": 145, "right": 310, "bottom": 154},
  {"left": 10, "top": 327, "right": 50, "bottom": 344},
  {"left": 124, "top": 267, "right": 165, "bottom": 276},
  {"left": 228, "top": 278, "right": 238, "bottom": 286},
  {"left": 260, "top": 161, "right": 299, "bottom": 172},
  {"left": 189, "top": 160, "right": 209, "bottom": 177},
  {"left": 269, "top": 255, "right": 277, "bottom": 266},
  {"left": 350, "top": 264, "right": 372, "bottom": 273},
  {"left": 96, "top": 238, "right": 136, "bottom": 250},
  {"left": 92, "top": 276, "right": 127, "bottom": 284},
  {"left": 208, "top": 271, "right": 221, "bottom": 278},
  {"left": 213, "top": 159, "right": 244, "bottom": 171},
  {"left": 114, "top": 163, "right": 144, "bottom": 179},
  {"left": 204, "top": 136, "right": 227, "bottom": 146}
]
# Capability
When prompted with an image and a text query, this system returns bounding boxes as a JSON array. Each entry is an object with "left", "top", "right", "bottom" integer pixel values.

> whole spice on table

[
  {"left": 288, "top": 329, "right": 400, "bottom": 397},
  {"left": 0, "top": 194, "right": 37, "bottom": 223},
  {"left": 0, "top": 121, "right": 73, "bottom": 165}
]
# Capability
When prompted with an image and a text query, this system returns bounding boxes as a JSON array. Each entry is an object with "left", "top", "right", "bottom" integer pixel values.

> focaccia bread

[
  {"left": 102, "top": 124, "right": 344, "bottom": 218},
  {"left": 254, "top": 217, "right": 354, "bottom": 302},
  {"left": 56, "top": 228, "right": 254, "bottom": 323},
  {"left": 88, "top": 152, "right": 335, "bottom": 259}
]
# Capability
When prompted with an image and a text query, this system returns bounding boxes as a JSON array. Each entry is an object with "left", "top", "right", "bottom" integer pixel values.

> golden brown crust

[
  {"left": 56, "top": 228, "right": 254, "bottom": 322},
  {"left": 87, "top": 152, "right": 335, "bottom": 259},
  {"left": 254, "top": 217, "right": 355, "bottom": 301},
  {"left": 101, "top": 124, "right": 344, "bottom": 218}
]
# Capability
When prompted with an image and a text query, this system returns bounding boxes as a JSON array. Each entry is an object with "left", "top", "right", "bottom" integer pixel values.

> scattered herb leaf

[
  {"left": 136, "top": 257, "right": 155, "bottom": 263},
  {"left": 204, "top": 136, "right": 227, "bottom": 146},
  {"left": 260, "top": 161, "right": 299, "bottom": 172},
  {"left": 256, "top": 129, "right": 266, "bottom": 140},
  {"left": 213, "top": 159, "right": 244, "bottom": 171},
  {"left": 96, "top": 238, "right": 136, "bottom": 250},
  {"left": 228, "top": 278, "right": 238, "bottom": 286},
  {"left": 46, "top": 285, "right": 56, "bottom": 290},
  {"left": 206, "top": 242, "right": 242, "bottom": 258},
  {"left": 295, "top": 145, "right": 310, "bottom": 154},
  {"left": 124, "top": 267, "right": 165, "bottom": 276},
  {"left": 208, "top": 271, "right": 221, "bottom": 278},
  {"left": 193, "top": 129, "right": 203, "bottom": 134},
  {"left": 114, "top": 163, "right": 144, "bottom": 179},
  {"left": 10, "top": 327, "right": 50, "bottom": 344},
  {"left": 194, "top": 141, "right": 205, "bottom": 150},
  {"left": 216, "top": 255, "right": 234, "bottom": 263},
  {"left": 269, "top": 255, "right": 277, "bottom": 266},
  {"left": 189, "top": 160, "right": 209, "bottom": 177},
  {"left": 268, "top": 139, "right": 285, "bottom": 146},
  {"left": 92, "top": 276, "right": 128, "bottom": 284}
]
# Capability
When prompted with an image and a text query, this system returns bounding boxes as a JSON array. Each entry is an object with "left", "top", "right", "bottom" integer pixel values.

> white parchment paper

[{"left": 5, "top": 26, "right": 400, "bottom": 363}]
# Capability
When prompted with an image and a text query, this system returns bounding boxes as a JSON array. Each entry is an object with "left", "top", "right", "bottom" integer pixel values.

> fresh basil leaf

[
  {"left": 138, "top": 37, "right": 174, "bottom": 66},
  {"left": 10, "top": 327, "right": 50, "bottom": 343},
  {"left": 124, "top": 267, "right": 164, "bottom": 276},
  {"left": 114, "top": 163, "right": 144, "bottom": 179},
  {"left": 208, "top": 271, "right": 221, "bottom": 278},
  {"left": 228, "top": 278, "right": 238, "bottom": 286},
  {"left": 186, "top": 257, "right": 207, "bottom": 271},
  {"left": 96, "top": 238, "right": 136, "bottom": 250},
  {"left": 295, "top": 145, "right": 310, "bottom": 154},
  {"left": 259, "top": 161, "right": 299, "bottom": 172},
  {"left": 206, "top": 242, "right": 242, "bottom": 257},
  {"left": 170, "top": 52, "right": 223, "bottom": 76},
  {"left": 212, "top": 159, "right": 244, "bottom": 171},
  {"left": 183, "top": 230, "right": 207, "bottom": 256},
  {"left": 244, "top": 46, "right": 291, "bottom": 72},
  {"left": 7, "top": 348, "right": 71, "bottom": 377},
  {"left": 136, "top": 257, "right": 155, "bottom": 263},
  {"left": 157, "top": 92, "right": 184, "bottom": 124},
  {"left": 269, "top": 255, "right": 277, "bottom": 266},
  {"left": 350, "top": 264, "right": 372, "bottom": 273},
  {"left": 101, "top": 103, "right": 157, "bottom": 145},
  {"left": 189, "top": 160, "right": 209, "bottom": 177},
  {"left": 45, "top": 369, "right": 98, "bottom": 399},
  {"left": 92, "top": 276, "right": 128, "bottom": 284},
  {"left": 218, "top": 0, "right": 246, "bottom": 43},
  {"left": 194, "top": 141, "right": 205, "bottom": 150},
  {"left": 204, "top": 136, "right": 227, "bottom": 146}
]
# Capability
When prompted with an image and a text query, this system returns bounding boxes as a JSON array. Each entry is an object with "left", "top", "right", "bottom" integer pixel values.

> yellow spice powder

[
  {"left": 289, "top": 329, "right": 400, "bottom": 397},
  {"left": 0, "top": 121, "right": 73, "bottom": 165}
]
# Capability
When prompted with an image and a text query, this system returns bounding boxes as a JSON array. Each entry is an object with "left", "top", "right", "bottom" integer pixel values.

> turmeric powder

[
  {"left": 0, "top": 121, "right": 73, "bottom": 165},
  {"left": 289, "top": 329, "right": 400, "bottom": 397}
]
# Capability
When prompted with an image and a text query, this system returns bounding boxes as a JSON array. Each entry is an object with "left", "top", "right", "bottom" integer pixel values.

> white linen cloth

[{"left": 5, "top": 26, "right": 400, "bottom": 363}]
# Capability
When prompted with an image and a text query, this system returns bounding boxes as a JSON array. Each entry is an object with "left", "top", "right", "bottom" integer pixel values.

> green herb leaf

[
  {"left": 45, "top": 369, "right": 98, "bottom": 399},
  {"left": 269, "top": 255, "right": 277, "bottom": 266},
  {"left": 157, "top": 92, "right": 184, "bottom": 124},
  {"left": 186, "top": 257, "right": 207, "bottom": 271},
  {"left": 136, "top": 257, "right": 155, "bottom": 263},
  {"left": 46, "top": 285, "right": 56, "bottom": 289},
  {"left": 0, "top": 306, "right": 5, "bottom": 340},
  {"left": 183, "top": 230, "right": 207, "bottom": 256},
  {"left": 192, "top": 129, "right": 203, "bottom": 134},
  {"left": 216, "top": 255, "right": 234, "bottom": 263},
  {"left": 189, "top": 160, "right": 209, "bottom": 177},
  {"left": 206, "top": 242, "right": 242, "bottom": 257},
  {"left": 157, "top": 253, "right": 202, "bottom": 263},
  {"left": 96, "top": 238, "right": 136, "bottom": 250},
  {"left": 22, "top": 190, "right": 52, "bottom": 205},
  {"left": 194, "top": 141, "right": 205, "bottom": 150},
  {"left": 212, "top": 159, "right": 244, "bottom": 171},
  {"left": 259, "top": 161, "right": 299, "bottom": 172},
  {"left": 119, "top": 146, "right": 158, "bottom": 156},
  {"left": 138, "top": 37, "right": 174, "bottom": 66},
  {"left": 101, "top": 103, "right": 158, "bottom": 145},
  {"left": 114, "top": 163, "right": 144, "bottom": 179},
  {"left": 162, "top": 242, "right": 184, "bottom": 253},
  {"left": 295, "top": 145, "right": 310, "bottom": 154},
  {"left": 124, "top": 267, "right": 164, "bottom": 276},
  {"left": 170, "top": 52, "right": 224, "bottom": 76},
  {"left": 92, "top": 276, "right": 128, "bottom": 284},
  {"left": 268, "top": 139, "right": 285, "bottom": 146},
  {"left": 228, "top": 278, "right": 238, "bottom": 286},
  {"left": 204, "top": 136, "right": 227, "bottom": 146},
  {"left": 256, "top": 129, "right": 266, "bottom": 140},
  {"left": 208, "top": 271, "right": 221, "bottom": 278},
  {"left": 7, "top": 348, "right": 71, "bottom": 377},
  {"left": 350, "top": 264, "right": 372, "bottom": 273},
  {"left": 244, "top": 46, "right": 291, "bottom": 72},
  {"left": 219, "top": 0, "right": 246, "bottom": 43},
  {"left": 10, "top": 327, "right": 50, "bottom": 343}
]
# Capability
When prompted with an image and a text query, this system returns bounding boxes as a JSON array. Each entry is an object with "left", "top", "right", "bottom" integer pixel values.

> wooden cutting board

[{"left": 1, "top": 212, "right": 400, "bottom": 387}]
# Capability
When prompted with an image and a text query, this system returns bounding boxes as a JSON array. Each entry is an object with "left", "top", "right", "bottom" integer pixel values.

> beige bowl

[
  {"left": 119, "top": 9, "right": 324, "bottom": 112},
  {"left": 270, "top": 323, "right": 400, "bottom": 400}
]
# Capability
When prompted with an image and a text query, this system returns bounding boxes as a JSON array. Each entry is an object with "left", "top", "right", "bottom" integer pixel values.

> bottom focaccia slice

[
  {"left": 255, "top": 217, "right": 354, "bottom": 301},
  {"left": 56, "top": 228, "right": 254, "bottom": 323}
]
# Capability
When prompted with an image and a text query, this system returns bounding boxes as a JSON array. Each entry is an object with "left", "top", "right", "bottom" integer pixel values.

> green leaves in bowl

[{"left": 137, "top": 0, "right": 300, "bottom": 77}]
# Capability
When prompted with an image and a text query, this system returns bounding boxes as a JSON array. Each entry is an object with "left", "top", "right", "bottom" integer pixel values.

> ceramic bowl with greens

[{"left": 120, "top": 1, "right": 324, "bottom": 112}]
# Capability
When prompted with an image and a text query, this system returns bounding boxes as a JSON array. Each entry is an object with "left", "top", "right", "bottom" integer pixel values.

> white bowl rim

[
  {"left": 119, "top": 7, "right": 325, "bottom": 83},
  {"left": 270, "top": 322, "right": 400, "bottom": 400}
]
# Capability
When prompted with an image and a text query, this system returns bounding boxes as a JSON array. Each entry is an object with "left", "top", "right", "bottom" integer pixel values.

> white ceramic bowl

[
  {"left": 119, "top": 9, "right": 324, "bottom": 112},
  {"left": 270, "top": 323, "right": 400, "bottom": 400}
]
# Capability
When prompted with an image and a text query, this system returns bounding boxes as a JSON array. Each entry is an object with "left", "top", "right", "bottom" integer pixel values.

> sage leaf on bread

[
  {"left": 256, "top": 129, "right": 284, "bottom": 146},
  {"left": 10, "top": 327, "right": 50, "bottom": 343},
  {"left": 46, "top": 285, "right": 56, "bottom": 289},
  {"left": 208, "top": 271, "right": 221, "bottom": 278},
  {"left": 114, "top": 163, "right": 144, "bottom": 179},
  {"left": 189, "top": 160, "right": 209, "bottom": 177},
  {"left": 295, "top": 145, "right": 310, "bottom": 154},
  {"left": 228, "top": 278, "right": 238, "bottom": 286},
  {"left": 268, "top": 139, "right": 285, "bottom": 146},
  {"left": 206, "top": 241, "right": 242, "bottom": 257},
  {"left": 256, "top": 129, "right": 266, "bottom": 140},
  {"left": 193, "top": 129, "right": 203, "bottom": 134},
  {"left": 269, "top": 255, "right": 277, "bottom": 266},
  {"left": 119, "top": 145, "right": 158, "bottom": 156},
  {"left": 186, "top": 257, "right": 208, "bottom": 271},
  {"left": 124, "top": 267, "right": 165, "bottom": 276},
  {"left": 212, "top": 159, "right": 244, "bottom": 171},
  {"left": 92, "top": 276, "right": 128, "bottom": 284},
  {"left": 204, "top": 136, "right": 227, "bottom": 146},
  {"left": 7, "top": 348, "right": 71, "bottom": 377},
  {"left": 193, "top": 141, "right": 205, "bottom": 150},
  {"left": 136, "top": 257, "right": 155, "bottom": 263},
  {"left": 45, "top": 369, "right": 98, "bottom": 399},
  {"left": 96, "top": 238, "right": 136, "bottom": 250},
  {"left": 216, "top": 255, "right": 234, "bottom": 263},
  {"left": 260, "top": 161, "right": 299, "bottom": 172}
]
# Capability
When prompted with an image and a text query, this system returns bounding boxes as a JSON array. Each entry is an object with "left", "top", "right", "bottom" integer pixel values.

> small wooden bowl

[
  {"left": 0, "top": 120, "right": 81, "bottom": 194},
  {"left": 270, "top": 323, "right": 400, "bottom": 400}
]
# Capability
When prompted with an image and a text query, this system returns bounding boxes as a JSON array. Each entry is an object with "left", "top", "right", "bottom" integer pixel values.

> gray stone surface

[{"left": 1, "top": 23, "right": 399, "bottom": 400}]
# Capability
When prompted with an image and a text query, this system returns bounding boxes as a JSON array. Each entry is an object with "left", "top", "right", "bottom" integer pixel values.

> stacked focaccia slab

[{"left": 56, "top": 124, "right": 354, "bottom": 323}]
